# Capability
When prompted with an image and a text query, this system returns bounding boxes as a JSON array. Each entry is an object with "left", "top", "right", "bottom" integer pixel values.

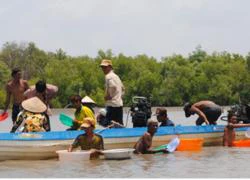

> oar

[
  {"left": 0, "top": 112, "right": 8, "bottom": 121},
  {"left": 59, "top": 113, "right": 73, "bottom": 126},
  {"left": 153, "top": 136, "right": 180, "bottom": 153},
  {"left": 96, "top": 121, "right": 125, "bottom": 134}
]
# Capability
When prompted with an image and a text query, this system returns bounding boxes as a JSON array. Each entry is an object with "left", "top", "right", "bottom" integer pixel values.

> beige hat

[
  {"left": 100, "top": 59, "right": 112, "bottom": 67},
  {"left": 22, "top": 97, "right": 47, "bottom": 113},
  {"left": 81, "top": 96, "right": 96, "bottom": 104},
  {"left": 80, "top": 117, "right": 96, "bottom": 129}
]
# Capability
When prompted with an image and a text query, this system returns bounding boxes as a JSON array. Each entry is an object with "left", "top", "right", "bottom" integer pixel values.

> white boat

[{"left": 0, "top": 125, "right": 247, "bottom": 160}]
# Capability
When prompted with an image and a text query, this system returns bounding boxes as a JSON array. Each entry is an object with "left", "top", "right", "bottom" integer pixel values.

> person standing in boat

[
  {"left": 67, "top": 95, "right": 96, "bottom": 130},
  {"left": 10, "top": 97, "right": 49, "bottom": 133},
  {"left": 24, "top": 80, "right": 58, "bottom": 131},
  {"left": 183, "top": 100, "right": 222, "bottom": 125},
  {"left": 155, "top": 107, "right": 175, "bottom": 127},
  {"left": 100, "top": 59, "right": 125, "bottom": 126},
  {"left": 1, "top": 68, "right": 29, "bottom": 124},
  {"left": 134, "top": 119, "right": 169, "bottom": 154},
  {"left": 68, "top": 117, "right": 104, "bottom": 159},
  {"left": 223, "top": 111, "right": 250, "bottom": 147}
]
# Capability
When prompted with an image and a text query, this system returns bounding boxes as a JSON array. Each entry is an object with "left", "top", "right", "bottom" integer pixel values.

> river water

[{"left": 1, "top": 107, "right": 249, "bottom": 178}]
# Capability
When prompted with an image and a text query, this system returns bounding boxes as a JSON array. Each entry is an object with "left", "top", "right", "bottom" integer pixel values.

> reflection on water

[{"left": 0, "top": 146, "right": 250, "bottom": 178}]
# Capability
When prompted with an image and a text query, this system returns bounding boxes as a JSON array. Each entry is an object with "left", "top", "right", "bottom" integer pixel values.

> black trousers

[{"left": 106, "top": 106, "right": 123, "bottom": 125}]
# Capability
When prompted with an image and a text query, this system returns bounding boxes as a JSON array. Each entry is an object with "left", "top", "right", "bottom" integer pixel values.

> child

[{"left": 223, "top": 111, "right": 250, "bottom": 147}]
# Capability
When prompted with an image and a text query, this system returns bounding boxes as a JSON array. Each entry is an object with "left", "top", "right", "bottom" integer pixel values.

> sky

[{"left": 0, "top": 0, "right": 250, "bottom": 59}]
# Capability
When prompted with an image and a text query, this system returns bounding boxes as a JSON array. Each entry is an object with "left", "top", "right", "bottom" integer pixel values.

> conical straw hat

[
  {"left": 22, "top": 97, "right": 47, "bottom": 113},
  {"left": 81, "top": 96, "right": 96, "bottom": 104}
]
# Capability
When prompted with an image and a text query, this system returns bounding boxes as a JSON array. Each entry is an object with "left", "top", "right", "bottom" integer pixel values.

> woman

[{"left": 10, "top": 97, "right": 49, "bottom": 133}]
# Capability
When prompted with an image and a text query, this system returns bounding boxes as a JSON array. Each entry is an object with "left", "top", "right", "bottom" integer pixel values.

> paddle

[
  {"left": 96, "top": 121, "right": 125, "bottom": 134},
  {"left": 0, "top": 112, "right": 8, "bottom": 121},
  {"left": 59, "top": 113, "right": 73, "bottom": 126},
  {"left": 153, "top": 136, "right": 180, "bottom": 153}
]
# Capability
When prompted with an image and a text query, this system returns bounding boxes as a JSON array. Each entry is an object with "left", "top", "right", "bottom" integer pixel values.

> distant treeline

[{"left": 0, "top": 42, "right": 250, "bottom": 108}]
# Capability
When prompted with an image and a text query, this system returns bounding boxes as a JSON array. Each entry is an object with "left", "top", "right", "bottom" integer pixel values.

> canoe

[{"left": 0, "top": 125, "right": 248, "bottom": 160}]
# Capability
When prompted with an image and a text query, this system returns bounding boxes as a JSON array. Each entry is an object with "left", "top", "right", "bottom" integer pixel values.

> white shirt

[{"left": 105, "top": 70, "right": 125, "bottom": 107}]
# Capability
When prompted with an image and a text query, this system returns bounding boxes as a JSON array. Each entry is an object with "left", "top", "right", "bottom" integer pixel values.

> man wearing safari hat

[
  {"left": 68, "top": 117, "right": 104, "bottom": 159},
  {"left": 10, "top": 97, "right": 49, "bottom": 133},
  {"left": 100, "top": 59, "right": 125, "bottom": 126}
]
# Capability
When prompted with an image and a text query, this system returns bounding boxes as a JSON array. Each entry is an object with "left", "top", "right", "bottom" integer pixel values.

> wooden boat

[{"left": 0, "top": 125, "right": 248, "bottom": 160}]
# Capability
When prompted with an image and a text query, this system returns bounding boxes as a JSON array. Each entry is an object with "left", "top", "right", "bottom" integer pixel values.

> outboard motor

[
  {"left": 130, "top": 96, "right": 152, "bottom": 127},
  {"left": 229, "top": 103, "right": 250, "bottom": 123}
]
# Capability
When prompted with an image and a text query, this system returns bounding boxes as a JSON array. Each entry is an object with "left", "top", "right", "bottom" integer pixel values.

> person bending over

[{"left": 184, "top": 100, "right": 222, "bottom": 125}]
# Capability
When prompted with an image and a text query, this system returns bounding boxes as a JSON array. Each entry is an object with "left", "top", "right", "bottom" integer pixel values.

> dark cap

[{"left": 183, "top": 102, "right": 192, "bottom": 117}]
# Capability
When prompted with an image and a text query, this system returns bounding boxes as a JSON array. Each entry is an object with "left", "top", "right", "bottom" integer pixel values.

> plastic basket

[{"left": 176, "top": 138, "right": 204, "bottom": 151}]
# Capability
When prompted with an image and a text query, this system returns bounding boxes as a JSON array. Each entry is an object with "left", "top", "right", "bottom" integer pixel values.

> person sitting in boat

[
  {"left": 133, "top": 119, "right": 169, "bottom": 154},
  {"left": 155, "top": 107, "right": 175, "bottom": 127},
  {"left": 183, "top": 100, "right": 222, "bottom": 125},
  {"left": 81, "top": 96, "right": 96, "bottom": 115},
  {"left": 223, "top": 111, "right": 250, "bottom": 147},
  {"left": 67, "top": 95, "right": 96, "bottom": 131},
  {"left": 10, "top": 97, "right": 49, "bottom": 133},
  {"left": 96, "top": 108, "right": 109, "bottom": 127},
  {"left": 68, "top": 117, "right": 104, "bottom": 159}
]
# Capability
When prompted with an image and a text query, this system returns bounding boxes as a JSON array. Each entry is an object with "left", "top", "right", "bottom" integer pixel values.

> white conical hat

[
  {"left": 81, "top": 96, "right": 96, "bottom": 104},
  {"left": 21, "top": 97, "right": 47, "bottom": 113}
]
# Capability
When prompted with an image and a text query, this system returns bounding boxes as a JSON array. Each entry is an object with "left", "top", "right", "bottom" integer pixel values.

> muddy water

[{"left": 0, "top": 107, "right": 241, "bottom": 178}]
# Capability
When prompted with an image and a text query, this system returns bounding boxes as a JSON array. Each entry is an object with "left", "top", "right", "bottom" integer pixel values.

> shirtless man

[
  {"left": 223, "top": 111, "right": 250, "bottom": 147},
  {"left": 2, "top": 68, "right": 29, "bottom": 124},
  {"left": 183, "top": 100, "right": 222, "bottom": 125},
  {"left": 134, "top": 119, "right": 169, "bottom": 154}
]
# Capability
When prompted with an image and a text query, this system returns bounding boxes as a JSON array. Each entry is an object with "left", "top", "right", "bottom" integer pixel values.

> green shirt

[{"left": 72, "top": 133, "right": 104, "bottom": 150}]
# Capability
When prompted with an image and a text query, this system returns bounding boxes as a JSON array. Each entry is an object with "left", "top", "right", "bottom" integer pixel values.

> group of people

[
  {"left": 0, "top": 59, "right": 125, "bottom": 133},
  {"left": 1, "top": 60, "right": 249, "bottom": 157}
]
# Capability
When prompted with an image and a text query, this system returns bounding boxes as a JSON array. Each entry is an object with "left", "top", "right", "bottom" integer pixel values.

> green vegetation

[{"left": 0, "top": 42, "right": 250, "bottom": 108}]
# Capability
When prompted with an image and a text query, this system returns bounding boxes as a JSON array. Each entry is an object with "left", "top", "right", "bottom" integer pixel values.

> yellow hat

[
  {"left": 80, "top": 117, "right": 96, "bottom": 129},
  {"left": 100, "top": 59, "right": 112, "bottom": 67}
]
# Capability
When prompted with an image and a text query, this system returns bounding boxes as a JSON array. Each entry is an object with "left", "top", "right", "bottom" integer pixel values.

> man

[
  {"left": 155, "top": 107, "right": 175, "bottom": 127},
  {"left": 67, "top": 95, "right": 96, "bottom": 130},
  {"left": 223, "top": 111, "right": 250, "bottom": 147},
  {"left": 100, "top": 59, "right": 125, "bottom": 125},
  {"left": 24, "top": 80, "right": 58, "bottom": 115},
  {"left": 24, "top": 80, "right": 58, "bottom": 131},
  {"left": 68, "top": 117, "right": 104, "bottom": 159},
  {"left": 2, "top": 68, "right": 29, "bottom": 124},
  {"left": 183, "top": 100, "right": 222, "bottom": 125},
  {"left": 134, "top": 119, "right": 169, "bottom": 154}
]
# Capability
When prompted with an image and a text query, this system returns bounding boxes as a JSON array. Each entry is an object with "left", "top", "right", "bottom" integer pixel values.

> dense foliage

[{"left": 0, "top": 42, "right": 250, "bottom": 108}]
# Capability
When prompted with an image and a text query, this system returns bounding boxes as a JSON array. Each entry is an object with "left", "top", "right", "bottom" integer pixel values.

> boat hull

[{"left": 0, "top": 125, "right": 248, "bottom": 160}]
